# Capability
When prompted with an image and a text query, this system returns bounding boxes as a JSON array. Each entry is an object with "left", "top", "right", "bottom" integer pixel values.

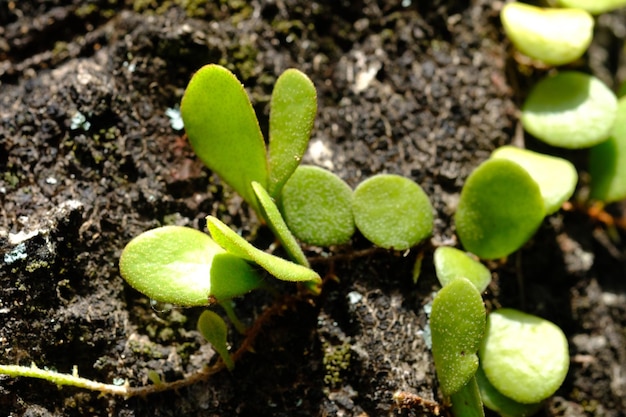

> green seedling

[
  {"left": 501, "top": 3, "right": 593, "bottom": 66},
  {"left": 455, "top": 159, "right": 545, "bottom": 260},
  {"left": 180, "top": 65, "right": 316, "bottom": 214},
  {"left": 491, "top": 146, "right": 577, "bottom": 215},
  {"left": 280, "top": 165, "right": 355, "bottom": 246},
  {"left": 521, "top": 71, "right": 618, "bottom": 149},
  {"left": 479, "top": 309, "right": 569, "bottom": 405},
  {"left": 557, "top": 0, "right": 626, "bottom": 14},
  {"left": 119, "top": 226, "right": 264, "bottom": 306},
  {"left": 431, "top": 277, "right": 486, "bottom": 397},
  {"left": 197, "top": 310, "right": 235, "bottom": 371},
  {"left": 352, "top": 174, "right": 433, "bottom": 250},
  {"left": 590, "top": 96, "right": 626, "bottom": 203},
  {"left": 433, "top": 247, "right": 491, "bottom": 293}
]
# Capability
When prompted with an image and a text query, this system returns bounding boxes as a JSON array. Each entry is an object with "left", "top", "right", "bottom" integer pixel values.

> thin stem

[{"left": 0, "top": 292, "right": 302, "bottom": 397}]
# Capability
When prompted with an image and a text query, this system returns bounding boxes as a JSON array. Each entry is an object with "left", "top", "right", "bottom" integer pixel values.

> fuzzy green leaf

[
  {"left": 501, "top": 3, "right": 593, "bottom": 66},
  {"left": 252, "top": 181, "right": 310, "bottom": 267},
  {"left": 205, "top": 215, "right": 321, "bottom": 284},
  {"left": 119, "top": 226, "right": 264, "bottom": 306},
  {"left": 521, "top": 71, "right": 618, "bottom": 149},
  {"left": 181, "top": 64, "right": 268, "bottom": 213},
  {"left": 455, "top": 159, "right": 545, "bottom": 260},
  {"left": 491, "top": 146, "right": 578, "bottom": 215},
  {"left": 197, "top": 310, "right": 234, "bottom": 371},
  {"left": 352, "top": 174, "right": 433, "bottom": 250},
  {"left": 476, "top": 365, "right": 543, "bottom": 417},
  {"left": 431, "top": 278, "right": 486, "bottom": 396},
  {"left": 590, "top": 96, "right": 626, "bottom": 203},
  {"left": 268, "top": 69, "right": 317, "bottom": 197},
  {"left": 280, "top": 165, "right": 355, "bottom": 246},
  {"left": 433, "top": 247, "right": 491, "bottom": 293},
  {"left": 479, "top": 309, "right": 569, "bottom": 404}
]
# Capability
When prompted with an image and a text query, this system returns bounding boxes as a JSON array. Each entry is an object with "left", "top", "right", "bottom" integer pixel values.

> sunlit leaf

[
  {"left": 491, "top": 146, "right": 577, "bottom": 215},
  {"left": 501, "top": 3, "right": 593, "bottom": 66},
  {"left": 521, "top": 71, "right": 618, "bottom": 149},
  {"left": 479, "top": 309, "right": 569, "bottom": 404},
  {"left": 119, "top": 226, "right": 263, "bottom": 306},
  {"left": 181, "top": 64, "right": 268, "bottom": 213}
]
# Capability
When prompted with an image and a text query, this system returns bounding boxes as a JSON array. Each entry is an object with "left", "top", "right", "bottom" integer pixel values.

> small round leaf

[
  {"left": 352, "top": 174, "right": 433, "bottom": 250},
  {"left": 431, "top": 278, "right": 486, "bottom": 396},
  {"left": 197, "top": 310, "right": 234, "bottom": 371},
  {"left": 434, "top": 247, "right": 491, "bottom": 293},
  {"left": 501, "top": 3, "right": 593, "bottom": 66},
  {"left": 590, "top": 96, "right": 626, "bottom": 203},
  {"left": 455, "top": 159, "right": 545, "bottom": 260},
  {"left": 119, "top": 226, "right": 263, "bottom": 306},
  {"left": 521, "top": 71, "right": 618, "bottom": 149},
  {"left": 479, "top": 309, "right": 569, "bottom": 404},
  {"left": 280, "top": 165, "right": 355, "bottom": 246},
  {"left": 491, "top": 146, "right": 578, "bottom": 214}
]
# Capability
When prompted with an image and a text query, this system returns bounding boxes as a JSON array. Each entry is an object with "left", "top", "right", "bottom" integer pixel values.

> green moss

[{"left": 323, "top": 342, "right": 352, "bottom": 388}]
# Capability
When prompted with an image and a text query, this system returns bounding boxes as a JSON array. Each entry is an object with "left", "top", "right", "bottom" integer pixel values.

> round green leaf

[
  {"left": 352, "top": 174, "right": 433, "bottom": 250},
  {"left": 476, "top": 365, "right": 543, "bottom": 417},
  {"left": 501, "top": 3, "right": 593, "bottom": 66},
  {"left": 455, "top": 159, "right": 545, "bottom": 260},
  {"left": 280, "top": 165, "right": 355, "bottom": 246},
  {"left": 431, "top": 278, "right": 486, "bottom": 396},
  {"left": 119, "top": 226, "right": 263, "bottom": 306},
  {"left": 557, "top": 0, "right": 626, "bottom": 14},
  {"left": 181, "top": 64, "right": 268, "bottom": 213},
  {"left": 434, "top": 247, "right": 491, "bottom": 293},
  {"left": 491, "top": 146, "right": 578, "bottom": 214},
  {"left": 479, "top": 309, "right": 569, "bottom": 404},
  {"left": 590, "top": 96, "right": 626, "bottom": 203},
  {"left": 268, "top": 69, "right": 317, "bottom": 198},
  {"left": 521, "top": 71, "right": 618, "bottom": 149}
]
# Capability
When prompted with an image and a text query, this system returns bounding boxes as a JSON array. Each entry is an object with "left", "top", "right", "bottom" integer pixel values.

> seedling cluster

[{"left": 3, "top": 2, "right": 626, "bottom": 413}]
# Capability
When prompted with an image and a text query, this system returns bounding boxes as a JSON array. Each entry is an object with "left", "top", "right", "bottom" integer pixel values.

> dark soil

[{"left": 1, "top": 1, "right": 625, "bottom": 416}]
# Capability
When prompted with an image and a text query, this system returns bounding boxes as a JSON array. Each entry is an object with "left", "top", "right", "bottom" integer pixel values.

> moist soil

[{"left": 1, "top": 1, "right": 625, "bottom": 416}]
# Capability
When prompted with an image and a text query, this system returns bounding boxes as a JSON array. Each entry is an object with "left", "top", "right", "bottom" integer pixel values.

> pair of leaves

[
  {"left": 180, "top": 64, "right": 316, "bottom": 214},
  {"left": 119, "top": 222, "right": 320, "bottom": 307},
  {"left": 280, "top": 169, "right": 434, "bottom": 250}
]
